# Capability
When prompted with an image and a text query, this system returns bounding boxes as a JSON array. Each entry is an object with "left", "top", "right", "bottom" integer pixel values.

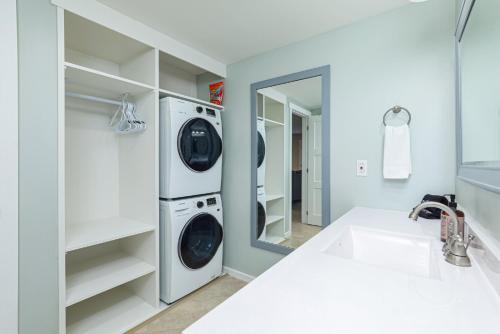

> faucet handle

[{"left": 465, "top": 234, "right": 475, "bottom": 251}]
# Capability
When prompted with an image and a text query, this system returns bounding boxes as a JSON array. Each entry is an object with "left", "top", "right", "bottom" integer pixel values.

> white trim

[
  {"left": 289, "top": 102, "right": 312, "bottom": 117},
  {"left": 51, "top": 0, "right": 226, "bottom": 77},
  {"left": 222, "top": 266, "right": 255, "bottom": 283},
  {"left": 258, "top": 87, "right": 287, "bottom": 104},
  {"left": 56, "top": 8, "right": 66, "bottom": 333},
  {"left": 300, "top": 117, "right": 309, "bottom": 224},
  {"left": 289, "top": 107, "right": 310, "bottom": 225},
  {"left": 0, "top": 0, "right": 18, "bottom": 332}
]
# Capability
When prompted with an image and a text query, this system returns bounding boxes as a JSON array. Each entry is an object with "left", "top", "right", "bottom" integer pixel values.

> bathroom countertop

[{"left": 184, "top": 207, "right": 500, "bottom": 334}]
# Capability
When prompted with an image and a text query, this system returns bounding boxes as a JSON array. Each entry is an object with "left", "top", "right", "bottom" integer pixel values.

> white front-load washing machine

[
  {"left": 257, "top": 187, "right": 266, "bottom": 240},
  {"left": 257, "top": 119, "right": 266, "bottom": 187},
  {"left": 160, "top": 194, "right": 223, "bottom": 304},
  {"left": 160, "top": 97, "right": 223, "bottom": 199}
]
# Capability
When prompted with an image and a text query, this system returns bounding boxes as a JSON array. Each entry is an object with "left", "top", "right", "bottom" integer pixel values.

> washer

[
  {"left": 257, "top": 119, "right": 266, "bottom": 187},
  {"left": 160, "top": 97, "right": 223, "bottom": 199},
  {"left": 257, "top": 187, "right": 266, "bottom": 240},
  {"left": 160, "top": 194, "right": 223, "bottom": 304}
]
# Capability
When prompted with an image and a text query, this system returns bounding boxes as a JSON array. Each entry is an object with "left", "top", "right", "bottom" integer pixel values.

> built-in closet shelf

[
  {"left": 159, "top": 89, "right": 224, "bottom": 111},
  {"left": 66, "top": 252, "right": 155, "bottom": 307},
  {"left": 65, "top": 62, "right": 155, "bottom": 98},
  {"left": 266, "top": 215, "right": 284, "bottom": 226},
  {"left": 264, "top": 119, "right": 284, "bottom": 128},
  {"left": 266, "top": 194, "right": 284, "bottom": 202},
  {"left": 66, "top": 217, "right": 155, "bottom": 252},
  {"left": 66, "top": 286, "right": 161, "bottom": 334}
]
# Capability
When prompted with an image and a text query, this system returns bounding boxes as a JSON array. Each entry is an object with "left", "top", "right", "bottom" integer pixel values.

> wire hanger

[{"left": 382, "top": 105, "right": 411, "bottom": 126}]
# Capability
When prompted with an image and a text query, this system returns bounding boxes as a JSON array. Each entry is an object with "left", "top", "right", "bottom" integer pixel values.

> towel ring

[{"left": 382, "top": 105, "right": 411, "bottom": 126}]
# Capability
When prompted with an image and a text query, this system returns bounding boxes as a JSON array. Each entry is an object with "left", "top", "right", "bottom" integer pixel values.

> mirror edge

[
  {"left": 250, "top": 65, "right": 331, "bottom": 255},
  {"left": 455, "top": 0, "right": 500, "bottom": 194}
]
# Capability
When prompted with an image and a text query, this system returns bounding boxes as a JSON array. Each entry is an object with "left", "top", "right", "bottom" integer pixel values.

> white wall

[
  {"left": 222, "top": 0, "right": 456, "bottom": 276},
  {"left": 18, "top": 0, "right": 60, "bottom": 332},
  {"left": 0, "top": 0, "right": 18, "bottom": 332}
]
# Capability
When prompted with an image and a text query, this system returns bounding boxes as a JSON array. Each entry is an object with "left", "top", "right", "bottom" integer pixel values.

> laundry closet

[{"left": 58, "top": 8, "right": 224, "bottom": 334}]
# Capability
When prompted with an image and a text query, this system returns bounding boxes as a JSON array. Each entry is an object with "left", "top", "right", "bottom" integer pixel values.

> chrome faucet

[{"left": 409, "top": 201, "right": 472, "bottom": 267}]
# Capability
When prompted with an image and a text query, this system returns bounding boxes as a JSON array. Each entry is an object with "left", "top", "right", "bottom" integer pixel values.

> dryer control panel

[{"left": 206, "top": 197, "right": 217, "bottom": 206}]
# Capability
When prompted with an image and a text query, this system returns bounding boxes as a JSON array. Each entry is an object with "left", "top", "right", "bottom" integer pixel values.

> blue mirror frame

[
  {"left": 250, "top": 66, "right": 331, "bottom": 255},
  {"left": 456, "top": 0, "right": 500, "bottom": 194}
]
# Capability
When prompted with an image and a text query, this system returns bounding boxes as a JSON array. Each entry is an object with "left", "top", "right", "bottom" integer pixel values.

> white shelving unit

[
  {"left": 159, "top": 89, "right": 224, "bottom": 111},
  {"left": 66, "top": 284, "right": 158, "bottom": 334},
  {"left": 66, "top": 218, "right": 155, "bottom": 252},
  {"left": 266, "top": 194, "right": 284, "bottom": 202},
  {"left": 66, "top": 252, "right": 155, "bottom": 306},
  {"left": 266, "top": 215, "right": 284, "bottom": 226},
  {"left": 264, "top": 118, "right": 284, "bottom": 128},
  {"left": 65, "top": 62, "right": 155, "bottom": 97},
  {"left": 257, "top": 92, "right": 289, "bottom": 243},
  {"left": 57, "top": 9, "right": 224, "bottom": 334}
]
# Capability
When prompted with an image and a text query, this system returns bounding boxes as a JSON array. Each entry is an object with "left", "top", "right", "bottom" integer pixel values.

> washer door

[
  {"left": 178, "top": 118, "right": 222, "bottom": 172},
  {"left": 179, "top": 213, "right": 223, "bottom": 270},
  {"left": 257, "top": 202, "right": 266, "bottom": 239},
  {"left": 257, "top": 132, "right": 265, "bottom": 168}
]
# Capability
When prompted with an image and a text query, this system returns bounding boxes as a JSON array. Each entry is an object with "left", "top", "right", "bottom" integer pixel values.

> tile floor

[
  {"left": 280, "top": 201, "right": 322, "bottom": 248},
  {"left": 127, "top": 275, "right": 246, "bottom": 334}
]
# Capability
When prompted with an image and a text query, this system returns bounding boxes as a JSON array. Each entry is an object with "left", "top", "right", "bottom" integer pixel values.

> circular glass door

[
  {"left": 178, "top": 118, "right": 222, "bottom": 172},
  {"left": 179, "top": 213, "right": 223, "bottom": 270},
  {"left": 257, "top": 132, "right": 265, "bottom": 168},
  {"left": 257, "top": 202, "right": 266, "bottom": 239}
]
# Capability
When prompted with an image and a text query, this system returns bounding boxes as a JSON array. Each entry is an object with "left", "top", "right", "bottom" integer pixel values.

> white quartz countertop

[{"left": 184, "top": 207, "right": 500, "bottom": 334}]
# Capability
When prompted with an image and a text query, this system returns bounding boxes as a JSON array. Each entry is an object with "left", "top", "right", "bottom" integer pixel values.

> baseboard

[{"left": 222, "top": 266, "right": 255, "bottom": 282}]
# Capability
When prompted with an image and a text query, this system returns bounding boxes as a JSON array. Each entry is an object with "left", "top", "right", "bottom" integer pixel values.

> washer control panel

[
  {"left": 206, "top": 108, "right": 216, "bottom": 117},
  {"left": 206, "top": 197, "right": 217, "bottom": 206}
]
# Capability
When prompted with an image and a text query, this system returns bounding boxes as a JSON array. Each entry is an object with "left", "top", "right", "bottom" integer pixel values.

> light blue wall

[
  {"left": 222, "top": 0, "right": 456, "bottom": 276},
  {"left": 18, "top": 0, "right": 60, "bottom": 332}
]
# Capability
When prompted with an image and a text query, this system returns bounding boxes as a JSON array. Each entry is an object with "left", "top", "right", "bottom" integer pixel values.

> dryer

[
  {"left": 160, "top": 194, "right": 223, "bottom": 304},
  {"left": 257, "top": 119, "right": 266, "bottom": 187},
  {"left": 160, "top": 97, "right": 223, "bottom": 199},
  {"left": 257, "top": 187, "right": 266, "bottom": 240}
]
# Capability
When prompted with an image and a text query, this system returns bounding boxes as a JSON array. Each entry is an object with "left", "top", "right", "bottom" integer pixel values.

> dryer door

[
  {"left": 178, "top": 118, "right": 222, "bottom": 172},
  {"left": 257, "top": 202, "right": 266, "bottom": 239},
  {"left": 179, "top": 213, "right": 223, "bottom": 270},
  {"left": 257, "top": 132, "right": 265, "bottom": 168}
]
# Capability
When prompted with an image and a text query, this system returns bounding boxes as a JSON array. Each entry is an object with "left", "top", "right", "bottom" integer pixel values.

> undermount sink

[{"left": 323, "top": 226, "right": 441, "bottom": 279}]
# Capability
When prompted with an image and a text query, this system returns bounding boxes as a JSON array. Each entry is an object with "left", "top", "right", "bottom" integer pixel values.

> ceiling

[
  {"left": 97, "top": 0, "right": 410, "bottom": 64},
  {"left": 274, "top": 77, "right": 322, "bottom": 110}
]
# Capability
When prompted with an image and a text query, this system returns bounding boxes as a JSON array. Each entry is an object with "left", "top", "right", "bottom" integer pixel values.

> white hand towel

[{"left": 383, "top": 124, "right": 412, "bottom": 179}]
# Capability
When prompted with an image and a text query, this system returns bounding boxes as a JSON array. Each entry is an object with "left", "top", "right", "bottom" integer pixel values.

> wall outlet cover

[{"left": 357, "top": 160, "right": 368, "bottom": 177}]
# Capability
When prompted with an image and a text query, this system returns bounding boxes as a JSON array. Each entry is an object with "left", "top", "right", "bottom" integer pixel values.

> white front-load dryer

[
  {"left": 257, "top": 119, "right": 266, "bottom": 187},
  {"left": 160, "top": 97, "right": 223, "bottom": 199},
  {"left": 160, "top": 194, "right": 223, "bottom": 304},
  {"left": 257, "top": 187, "right": 266, "bottom": 240}
]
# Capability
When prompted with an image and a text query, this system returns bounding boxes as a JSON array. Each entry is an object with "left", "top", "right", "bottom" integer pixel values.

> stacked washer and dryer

[
  {"left": 257, "top": 119, "right": 267, "bottom": 240},
  {"left": 159, "top": 97, "right": 224, "bottom": 304}
]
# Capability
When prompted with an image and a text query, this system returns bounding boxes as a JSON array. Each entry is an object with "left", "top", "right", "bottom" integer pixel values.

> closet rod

[{"left": 65, "top": 92, "right": 124, "bottom": 107}]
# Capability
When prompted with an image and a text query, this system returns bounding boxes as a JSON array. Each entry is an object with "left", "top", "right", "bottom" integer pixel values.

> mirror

[
  {"left": 460, "top": 0, "right": 500, "bottom": 167},
  {"left": 251, "top": 67, "right": 331, "bottom": 253}
]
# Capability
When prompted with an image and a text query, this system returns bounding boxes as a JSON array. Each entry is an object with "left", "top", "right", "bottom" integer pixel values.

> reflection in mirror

[
  {"left": 460, "top": 0, "right": 500, "bottom": 166},
  {"left": 256, "top": 77, "right": 323, "bottom": 249}
]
